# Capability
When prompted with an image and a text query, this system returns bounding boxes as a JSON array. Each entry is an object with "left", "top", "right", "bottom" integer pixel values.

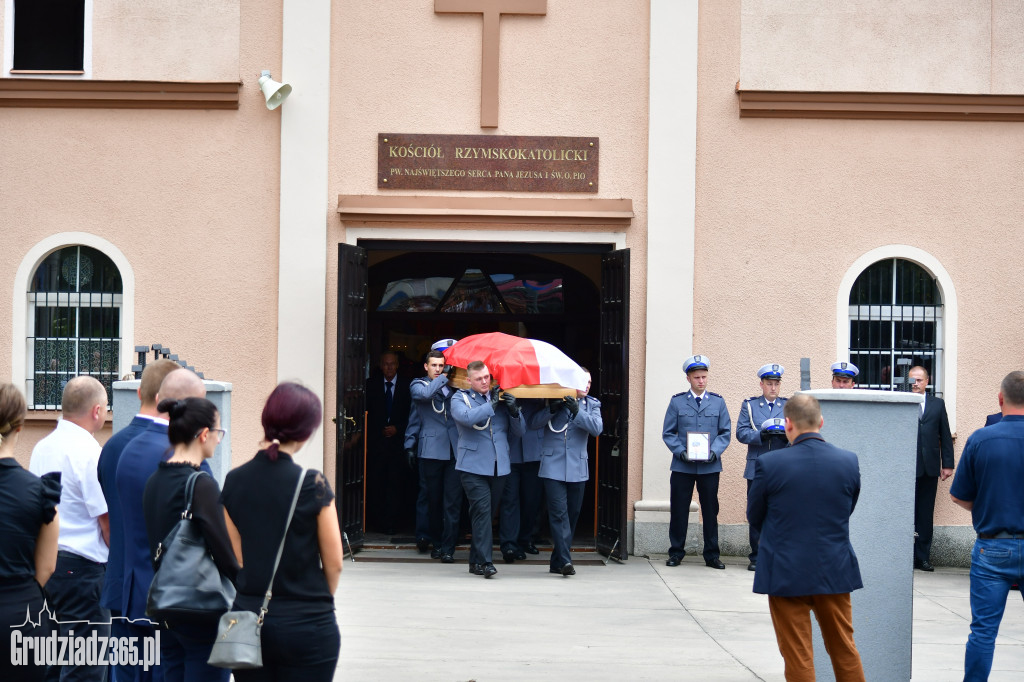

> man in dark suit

[
  {"left": 97, "top": 359, "right": 179, "bottom": 682},
  {"left": 365, "top": 350, "right": 412, "bottom": 534},
  {"left": 909, "top": 366, "right": 954, "bottom": 572},
  {"left": 748, "top": 393, "right": 865, "bottom": 682},
  {"left": 115, "top": 368, "right": 207, "bottom": 682}
]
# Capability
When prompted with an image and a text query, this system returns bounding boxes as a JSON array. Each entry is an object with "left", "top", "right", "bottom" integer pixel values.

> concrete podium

[
  {"left": 801, "top": 388, "right": 922, "bottom": 682},
  {"left": 112, "top": 379, "right": 233, "bottom": 486}
]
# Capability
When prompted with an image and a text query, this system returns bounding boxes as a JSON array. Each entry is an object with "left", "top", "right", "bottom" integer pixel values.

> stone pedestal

[
  {"left": 112, "top": 380, "right": 233, "bottom": 486},
  {"left": 802, "top": 388, "right": 921, "bottom": 682}
]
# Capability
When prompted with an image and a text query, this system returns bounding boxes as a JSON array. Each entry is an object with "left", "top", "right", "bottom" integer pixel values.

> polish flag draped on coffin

[{"left": 442, "top": 332, "right": 588, "bottom": 397}]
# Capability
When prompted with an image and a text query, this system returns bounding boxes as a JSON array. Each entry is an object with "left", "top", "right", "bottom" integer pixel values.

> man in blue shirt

[{"left": 950, "top": 370, "right": 1024, "bottom": 681}]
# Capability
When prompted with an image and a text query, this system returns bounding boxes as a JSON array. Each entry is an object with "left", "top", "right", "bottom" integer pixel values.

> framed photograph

[{"left": 686, "top": 431, "right": 711, "bottom": 461}]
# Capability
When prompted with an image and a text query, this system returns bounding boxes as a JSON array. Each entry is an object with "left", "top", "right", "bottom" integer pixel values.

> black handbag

[
  {"left": 208, "top": 467, "right": 306, "bottom": 669},
  {"left": 146, "top": 471, "right": 236, "bottom": 623}
]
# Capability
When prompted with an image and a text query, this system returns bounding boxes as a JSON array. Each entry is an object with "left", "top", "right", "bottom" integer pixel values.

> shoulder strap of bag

[
  {"left": 258, "top": 467, "right": 306, "bottom": 623},
  {"left": 182, "top": 470, "right": 207, "bottom": 519}
]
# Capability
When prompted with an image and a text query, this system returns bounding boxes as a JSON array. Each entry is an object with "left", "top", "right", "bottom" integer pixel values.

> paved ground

[{"left": 333, "top": 551, "right": 1024, "bottom": 681}]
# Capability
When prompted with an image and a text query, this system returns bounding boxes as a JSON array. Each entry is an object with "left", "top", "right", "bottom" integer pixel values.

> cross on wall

[{"left": 434, "top": 0, "right": 547, "bottom": 128}]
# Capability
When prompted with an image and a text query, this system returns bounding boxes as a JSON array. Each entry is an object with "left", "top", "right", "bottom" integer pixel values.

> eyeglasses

[{"left": 209, "top": 428, "right": 226, "bottom": 442}]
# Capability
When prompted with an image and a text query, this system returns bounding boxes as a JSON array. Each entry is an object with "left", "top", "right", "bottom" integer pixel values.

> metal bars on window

[
  {"left": 848, "top": 258, "right": 943, "bottom": 396},
  {"left": 26, "top": 246, "right": 123, "bottom": 409}
]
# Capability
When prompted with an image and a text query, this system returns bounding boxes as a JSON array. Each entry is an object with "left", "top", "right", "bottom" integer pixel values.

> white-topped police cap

[
  {"left": 831, "top": 361, "right": 859, "bottom": 378},
  {"left": 757, "top": 363, "right": 784, "bottom": 379},
  {"left": 431, "top": 338, "right": 457, "bottom": 352},
  {"left": 682, "top": 354, "right": 710, "bottom": 373},
  {"left": 760, "top": 417, "right": 785, "bottom": 433}
]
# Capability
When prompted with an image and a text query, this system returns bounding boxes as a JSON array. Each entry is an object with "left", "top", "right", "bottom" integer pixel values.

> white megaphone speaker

[{"left": 258, "top": 70, "right": 291, "bottom": 110}]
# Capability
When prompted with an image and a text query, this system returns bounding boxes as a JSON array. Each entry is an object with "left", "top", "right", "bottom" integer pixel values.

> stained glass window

[
  {"left": 376, "top": 269, "right": 563, "bottom": 315},
  {"left": 28, "top": 246, "right": 122, "bottom": 409}
]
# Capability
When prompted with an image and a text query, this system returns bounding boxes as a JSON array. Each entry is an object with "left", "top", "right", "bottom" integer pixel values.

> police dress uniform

[
  {"left": 451, "top": 388, "right": 524, "bottom": 574},
  {"left": 408, "top": 373, "right": 463, "bottom": 558},
  {"left": 735, "top": 363, "right": 788, "bottom": 567},
  {"left": 662, "top": 356, "right": 732, "bottom": 565},
  {"left": 499, "top": 400, "right": 544, "bottom": 561},
  {"left": 529, "top": 395, "right": 603, "bottom": 574}
]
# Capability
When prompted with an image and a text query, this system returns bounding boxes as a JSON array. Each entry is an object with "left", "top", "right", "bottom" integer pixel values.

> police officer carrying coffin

[
  {"left": 735, "top": 363, "right": 789, "bottom": 572},
  {"left": 451, "top": 361, "right": 524, "bottom": 578},
  {"left": 663, "top": 355, "right": 732, "bottom": 569},
  {"left": 407, "top": 339, "right": 462, "bottom": 563},
  {"left": 831, "top": 361, "right": 859, "bottom": 389},
  {"left": 529, "top": 369, "right": 603, "bottom": 577}
]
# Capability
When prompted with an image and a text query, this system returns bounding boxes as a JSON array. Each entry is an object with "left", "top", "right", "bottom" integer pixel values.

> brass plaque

[{"left": 378, "top": 133, "right": 598, "bottom": 192}]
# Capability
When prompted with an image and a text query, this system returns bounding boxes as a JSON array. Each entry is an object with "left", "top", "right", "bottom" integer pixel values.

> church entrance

[{"left": 336, "top": 239, "right": 629, "bottom": 560}]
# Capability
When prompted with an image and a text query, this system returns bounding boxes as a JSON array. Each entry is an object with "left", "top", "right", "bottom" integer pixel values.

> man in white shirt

[{"left": 30, "top": 375, "right": 110, "bottom": 682}]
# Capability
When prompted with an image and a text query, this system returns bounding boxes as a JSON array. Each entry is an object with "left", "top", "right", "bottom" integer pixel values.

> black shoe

[
  {"left": 916, "top": 560, "right": 935, "bottom": 572},
  {"left": 705, "top": 559, "right": 726, "bottom": 569},
  {"left": 561, "top": 563, "right": 576, "bottom": 577},
  {"left": 483, "top": 563, "right": 497, "bottom": 578},
  {"left": 430, "top": 548, "right": 442, "bottom": 559},
  {"left": 468, "top": 563, "right": 482, "bottom": 575},
  {"left": 522, "top": 543, "right": 540, "bottom": 555},
  {"left": 502, "top": 549, "right": 516, "bottom": 564},
  {"left": 748, "top": 561, "right": 757, "bottom": 572},
  {"left": 440, "top": 553, "right": 454, "bottom": 564},
  {"left": 666, "top": 556, "right": 682, "bottom": 567},
  {"left": 514, "top": 549, "right": 527, "bottom": 561},
  {"left": 416, "top": 539, "right": 430, "bottom": 553},
  {"left": 549, "top": 566, "right": 562, "bottom": 574}
]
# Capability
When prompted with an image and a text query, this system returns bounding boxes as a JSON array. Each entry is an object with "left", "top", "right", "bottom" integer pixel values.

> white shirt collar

[{"left": 690, "top": 390, "right": 707, "bottom": 401}]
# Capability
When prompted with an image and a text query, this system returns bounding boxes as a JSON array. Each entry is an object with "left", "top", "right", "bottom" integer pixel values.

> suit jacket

[
  {"left": 529, "top": 396, "right": 603, "bottom": 483},
  {"left": 747, "top": 432, "right": 863, "bottom": 597},
  {"left": 114, "top": 420, "right": 211, "bottom": 620},
  {"left": 662, "top": 391, "right": 732, "bottom": 475},
  {"left": 450, "top": 389, "right": 524, "bottom": 476},
  {"left": 407, "top": 375, "right": 459, "bottom": 461},
  {"left": 365, "top": 373, "right": 411, "bottom": 455},
  {"left": 96, "top": 415, "right": 151, "bottom": 612},
  {"left": 916, "top": 395, "right": 954, "bottom": 478},
  {"left": 735, "top": 395, "right": 788, "bottom": 480}
]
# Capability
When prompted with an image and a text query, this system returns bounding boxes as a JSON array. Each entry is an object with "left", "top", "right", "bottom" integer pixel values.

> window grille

[
  {"left": 848, "top": 258, "right": 943, "bottom": 395},
  {"left": 27, "top": 245, "right": 122, "bottom": 409}
]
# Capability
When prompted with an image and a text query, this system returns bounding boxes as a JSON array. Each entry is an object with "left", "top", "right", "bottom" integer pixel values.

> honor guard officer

[
  {"left": 662, "top": 355, "right": 732, "bottom": 569},
  {"left": 529, "top": 369, "right": 603, "bottom": 577},
  {"left": 408, "top": 339, "right": 462, "bottom": 563},
  {"left": 735, "top": 363, "right": 788, "bottom": 571},
  {"left": 831, "top": 361, "right": 859, "bottom": 389},
  {"left": 451, "top": 361, "right": 524, "bottom": 578}
]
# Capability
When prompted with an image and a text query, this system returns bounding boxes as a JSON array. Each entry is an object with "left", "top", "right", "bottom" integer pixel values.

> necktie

[
  {"left": 695, "top": 396, "right": 702, "bottom": 407},
  {"left": 385, "top": 381, "right": 394, "bottom": 420},
  {"left": 767, "top": 402, "right": 774, "bottom": 411}
]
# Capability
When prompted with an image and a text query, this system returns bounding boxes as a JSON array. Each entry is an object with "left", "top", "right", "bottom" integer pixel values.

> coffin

[{"left": 446, "top": 367, "right": 576, "bottom": 399}]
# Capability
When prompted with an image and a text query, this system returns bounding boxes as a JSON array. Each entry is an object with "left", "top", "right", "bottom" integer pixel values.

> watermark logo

[{"left": 10, "top": 602, "right": 160, "bottom": 670}]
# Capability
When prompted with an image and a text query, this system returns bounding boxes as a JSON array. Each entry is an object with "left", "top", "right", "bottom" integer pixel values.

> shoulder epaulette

[
  {"left": 672, "top": 391, "right": 688, "bottom": 398},
  {"left": 708, "top": 392, "right": 723, "bottom": 399}
]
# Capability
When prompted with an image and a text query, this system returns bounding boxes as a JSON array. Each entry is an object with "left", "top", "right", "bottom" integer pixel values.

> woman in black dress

[
  {"left": 143, "top": 397, "right": 239, "bottom": 682},
  {"left": 0, "top": 383, "right": 61, "bottom": 682},
  {"left": 221, "top": 382, "right": 343, "bottom": 682}
]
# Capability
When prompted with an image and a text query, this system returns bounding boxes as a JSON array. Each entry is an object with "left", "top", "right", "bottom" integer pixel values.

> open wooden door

[
  {"left": 336, "top": 244, "right": 368, "bottom": 552},
  {"left": 596, "top": 248, "right": 629, "bottom": 560}
]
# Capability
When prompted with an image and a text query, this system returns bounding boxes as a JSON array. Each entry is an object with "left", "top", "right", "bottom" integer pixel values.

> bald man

[
  {"left": 115, "top": 368, "right": 208, "bottom": 680},
  {"left": 30, "top": 376, "right": 111, "bottom": 682}
]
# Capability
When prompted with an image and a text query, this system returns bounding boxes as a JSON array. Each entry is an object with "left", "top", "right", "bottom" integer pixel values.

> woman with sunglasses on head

[
  {"left": 0, "top": 383, "right": 60, "bottom": 682},
  {"left": 143, "top": 397, "right": 239, "bottom": 682},
  {"left": 220, "top": 382, "right": 343, "bottom": 682}
]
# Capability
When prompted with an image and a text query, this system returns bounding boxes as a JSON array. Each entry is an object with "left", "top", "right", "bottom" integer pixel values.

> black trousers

[
  {"left": 460, "top": 472, "right": 505, "bottom": 565},
  {"left": 914, "top": 475, "right": 939, "bottom": 564},
  {"left": 517, "top": 461, "right": 545, "bottom": 547},
  {"left": 746, "top": 478, "right": 760, "bottom": 563},
  {"left": 420, "top": 457, "right": 463, "bottom": 554},
  {"left": 669, "top": 471, "right": 720, "bottom": 561},
  {"left": 498, "top": 464, "right": 521, "bottom": 551},
  {"left": 234, "top": 606, "right": 339, "bottom": 682},
  {"left": 42, "top": 552, "right": 109, "bottom": 682},
  {"left": 543, "top": 479, "right": 586, "bottom": 569},
  {"left": 1, "top": 578, "right": 48, "bottom": 682}
]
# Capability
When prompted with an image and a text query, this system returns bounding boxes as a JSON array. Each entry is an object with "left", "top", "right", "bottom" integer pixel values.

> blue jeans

[{"left": 964, "top": 538, "right": 1024, "bottom": 681}]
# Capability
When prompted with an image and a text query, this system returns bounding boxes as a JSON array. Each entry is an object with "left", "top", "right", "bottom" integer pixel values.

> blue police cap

[
  {"left": 757, "top": 363, "right": 784, "bottom": 380},
  {"left": 831, "top": 361, "right": 859, "bottom": 378},
  {"left": 431, "top": 338, "right": 457, "bottom": 352},
  {"left": 760, "top": 417, "right": 785, "bottom": 433},
  {"left": 682, "top": 354, "right": 710, "bottom": 373}
]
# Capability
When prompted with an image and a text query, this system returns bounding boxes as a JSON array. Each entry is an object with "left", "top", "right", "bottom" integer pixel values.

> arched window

[
  {"left": 848, "top": 258, "right": 944, "bottom": 395},
  {"left": 27, "top": 245, "right": 123, "bottom": 409}
]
